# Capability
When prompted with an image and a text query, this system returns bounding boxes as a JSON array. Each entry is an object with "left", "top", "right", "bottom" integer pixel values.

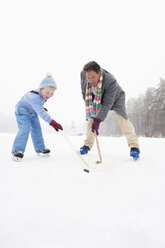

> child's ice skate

[
  {"left": 36, "top": 148, "right": 50, "bottom": 156},
  {"left": 12, "top": 151, "right": 24, "bottom": 162}
]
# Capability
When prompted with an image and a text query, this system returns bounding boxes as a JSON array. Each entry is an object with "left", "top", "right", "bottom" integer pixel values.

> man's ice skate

[
  {"left": 80, "top": 145, "right": 90, "bottom": 155},
  {"left": 36, "top": 148, "right": 50, "bottom": 156},
  {"left": 130, "top": 147, "right": 140, "bottom": 161},
  {"left": 12, "top": 151, "right": 24, "bottom": 162}
]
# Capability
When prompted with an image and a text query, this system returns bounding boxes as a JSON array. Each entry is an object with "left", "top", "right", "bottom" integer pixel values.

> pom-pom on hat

[{"left": 39, "top": 73, "right": 57, "bottom": 89}]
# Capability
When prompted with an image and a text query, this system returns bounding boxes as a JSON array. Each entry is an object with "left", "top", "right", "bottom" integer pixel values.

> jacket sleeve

[
  {"left": 96, "top": 80, "right": 118, "bottom": 121},
  {"left": 26, "top": 94, "right": 52, "bottom": 123},
  {"left": 80, "top": 71, "right": 86, "bottom": 101}
]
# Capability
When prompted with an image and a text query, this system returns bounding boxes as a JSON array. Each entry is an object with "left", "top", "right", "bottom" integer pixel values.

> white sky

[{"left": 0, "top": 0, "right": 165, "bottom": 125}]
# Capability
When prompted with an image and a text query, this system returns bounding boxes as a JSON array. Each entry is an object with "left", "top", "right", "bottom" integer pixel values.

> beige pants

[{"left": 84, "top": 112, "right": 139, "bottom": 150}]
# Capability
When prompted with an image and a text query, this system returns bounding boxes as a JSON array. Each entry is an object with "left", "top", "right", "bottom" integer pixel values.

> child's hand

[{"left": 49, "top": 119, "right": 63, "bottom": 131}]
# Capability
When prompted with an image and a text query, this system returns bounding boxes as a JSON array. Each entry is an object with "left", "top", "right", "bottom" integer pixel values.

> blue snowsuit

[{"left": 12, "top": 89, "right": 52, "bottom": 153}]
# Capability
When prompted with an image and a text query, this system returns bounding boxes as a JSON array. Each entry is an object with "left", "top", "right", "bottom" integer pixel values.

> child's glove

[
  {"left": 49, "top": 119, "right": 63, "bottom": 132},
  {"left": 91, "top": 118, "right": 101, "bottom": 135}
]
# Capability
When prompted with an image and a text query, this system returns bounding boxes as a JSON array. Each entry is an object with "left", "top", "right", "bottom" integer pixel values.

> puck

[{"left": 83, "top": 169, "right": 90, "bottom": 173}]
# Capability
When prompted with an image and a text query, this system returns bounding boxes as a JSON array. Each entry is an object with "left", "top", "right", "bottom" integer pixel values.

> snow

[{"left": 0, "top": 133, "right": 165, "bottom": 248}]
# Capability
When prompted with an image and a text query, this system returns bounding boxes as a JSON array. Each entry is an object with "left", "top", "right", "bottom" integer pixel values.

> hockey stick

[
  {"left": 63, "top": 134, "right": 90, "bottom": 172},
  {"left": 95, "top": 132, "right": 102, "bottom": 164},
  {"left": 62, "top": 133, "right": 114, "bottom": 172}
]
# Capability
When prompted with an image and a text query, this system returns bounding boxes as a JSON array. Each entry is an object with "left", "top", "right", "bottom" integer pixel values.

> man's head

[{"left": 83, "top": 61, "right": 101, "bottom": 87}]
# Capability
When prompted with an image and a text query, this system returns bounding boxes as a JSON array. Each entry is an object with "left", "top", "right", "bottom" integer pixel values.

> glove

[
  {"left": 49, "top": 119, "right": 63, "bottom": 132},
  {"left": 44, "top": 108, "right": 48, "bottom": 112},
  {"left": 91, "top": 118, "right": 101, "bottom": 135}
]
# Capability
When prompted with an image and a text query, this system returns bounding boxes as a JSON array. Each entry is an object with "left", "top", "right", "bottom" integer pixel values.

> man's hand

[{"left": 91, "top": 118, "right": 101, "bottom": 135}]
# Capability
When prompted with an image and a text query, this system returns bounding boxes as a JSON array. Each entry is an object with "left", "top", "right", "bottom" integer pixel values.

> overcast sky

[{"left": 0, "top": 0, "right": 165, "bottom": 125}]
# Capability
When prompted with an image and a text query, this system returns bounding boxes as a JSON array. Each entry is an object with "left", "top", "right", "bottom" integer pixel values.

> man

[{"left": 80, "top": 61, "right": 140, "bottom": 160}]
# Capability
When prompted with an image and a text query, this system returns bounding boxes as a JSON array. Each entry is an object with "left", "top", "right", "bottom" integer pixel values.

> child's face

[{"left": 40, "top": 87, "right": 56, "bottom": 100}]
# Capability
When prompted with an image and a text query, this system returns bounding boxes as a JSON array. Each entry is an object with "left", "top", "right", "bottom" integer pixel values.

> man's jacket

[{"left": 80, "top": 69, "right": 128, "bottom": 121}]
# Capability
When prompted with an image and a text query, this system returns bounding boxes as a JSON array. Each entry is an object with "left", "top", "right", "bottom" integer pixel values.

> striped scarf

[{"left": 85, "top": 72, "right": 103, "bottom": 120}]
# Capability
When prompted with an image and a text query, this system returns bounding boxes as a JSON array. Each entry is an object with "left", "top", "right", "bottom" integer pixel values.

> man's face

[{"left": 86, "top": 70, "right": 101, "bottom": 87}]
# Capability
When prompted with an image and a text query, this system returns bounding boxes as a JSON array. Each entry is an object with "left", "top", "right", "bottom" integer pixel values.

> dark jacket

[{"left": 80, "top": 69, "right": 128, "bottom": 121}]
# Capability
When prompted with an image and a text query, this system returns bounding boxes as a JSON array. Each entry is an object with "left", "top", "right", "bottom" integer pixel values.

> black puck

[{"left": 83, "top": 169, "right": 90, "bottom": 173}]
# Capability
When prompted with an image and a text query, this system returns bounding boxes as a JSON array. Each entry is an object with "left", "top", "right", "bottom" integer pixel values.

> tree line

[{"left": 100, "top": 78, "right": 165, "bottom": 137}]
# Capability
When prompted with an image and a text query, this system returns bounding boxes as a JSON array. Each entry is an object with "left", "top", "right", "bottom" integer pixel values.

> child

[{"left": 11, "top": 73, "right": 63, "bottom": 161}]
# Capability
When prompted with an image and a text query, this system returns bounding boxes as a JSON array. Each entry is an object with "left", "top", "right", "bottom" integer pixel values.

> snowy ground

[{"left": 0, "top": 133, "right": 165, "bottom": 248}]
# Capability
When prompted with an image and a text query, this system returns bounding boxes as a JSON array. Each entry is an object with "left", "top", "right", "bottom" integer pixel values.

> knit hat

[{"left": 39, "top": 73, "right": 57, "bottom": 89}]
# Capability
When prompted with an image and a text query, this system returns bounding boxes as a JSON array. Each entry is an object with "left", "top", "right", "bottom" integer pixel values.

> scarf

[{"left": 85, "top": 71, "right": 103, "bottom": 120}]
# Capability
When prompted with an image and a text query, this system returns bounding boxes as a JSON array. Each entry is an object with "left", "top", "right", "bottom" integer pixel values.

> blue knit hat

[{"left": 39, "top": 73, "right": 57, "bottom": 89}]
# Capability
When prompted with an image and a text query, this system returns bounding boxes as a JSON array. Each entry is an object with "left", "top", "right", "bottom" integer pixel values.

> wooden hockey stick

[
  {"left": 95, "top": 132, "right": 102, "bottom": 164},
  {"left": 63, "top": 134, "right": 90, "bottom": 172}
]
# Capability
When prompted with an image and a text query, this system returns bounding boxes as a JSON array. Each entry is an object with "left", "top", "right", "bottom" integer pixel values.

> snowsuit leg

[
  {"left": 115, "top": 112, "right": 140, "bottom": 149},
  {"left": 30, "top": 113, "right": 45, "bottom": 151},
  {"left": 11, "top": 114, "right": 31, "bottom": 153}
]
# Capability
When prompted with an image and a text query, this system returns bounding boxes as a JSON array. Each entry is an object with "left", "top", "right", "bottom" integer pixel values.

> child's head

[
  {"left": 39, "top": 73, "right": 57, "bottom": 100},
  {"left": 40, "top": 86, "right": 56, "bottom": 100}
]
